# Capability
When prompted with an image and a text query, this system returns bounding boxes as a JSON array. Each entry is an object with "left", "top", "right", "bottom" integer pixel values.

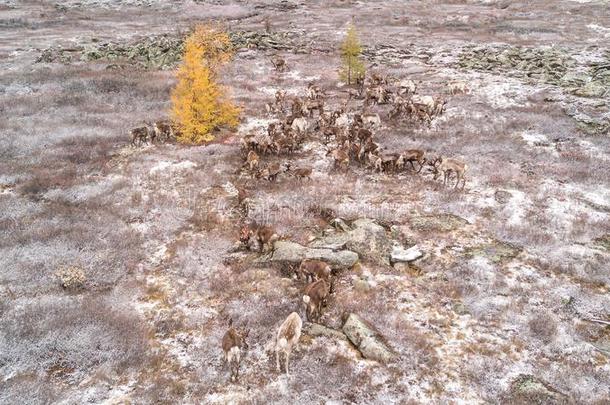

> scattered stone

[
  {"left": 503, "top": 374, "right": 569, "bottom": 404},
  {"left": 393, "top": 262, "right": 423, "bottom": 277},
  {"left": 465, "top": 240, "right": 522, "bottom": 263},
  {"left": 342, "top": 314, "right": 395, "bottom": 363},
  {"left": 259, "top": 240, "right": 358, "bottom": 268},
  {"left": 353, "top": 278, "right": 372, "bottom": 293},
  {"left": 390, "top": 244, "right": 423, "bottom": 264},
  {"left": 593, "top": 234, "right": 610, "bottom": 252}
]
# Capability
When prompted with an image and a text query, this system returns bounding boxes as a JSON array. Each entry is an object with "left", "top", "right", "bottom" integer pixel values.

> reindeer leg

[
  {"left": 276, "top": 349, "right": 281, "bottom": 372},
  {"left": 285, "top": 350, "right": 290, "bottom": 376}
]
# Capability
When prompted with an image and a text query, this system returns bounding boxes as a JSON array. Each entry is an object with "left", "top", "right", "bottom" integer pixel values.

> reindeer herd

[
  {"left": 125, "top": 67, "right": 471, "bottom": 382},
  {"left": 241, "top": 72, "right": 468, "bottom": 188}
]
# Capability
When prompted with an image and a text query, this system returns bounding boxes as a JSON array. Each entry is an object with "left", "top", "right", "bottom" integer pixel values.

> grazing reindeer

[
  {"left": 270, "top": 56, "right": 287, "bottom": 72},
  {"left": 397, "top": 149, "right": 426, "bottom": 172},
  {"left": 275, "top": 312, "right": 302, "bottom": 375},
  {"left": 291, "top": 166, "right": 313, "bottom": 181},
  {"left": 153, "top": 121, "right": 174, "bottom": 143},
  {"left": 130, "top": 126, "right": 149, "bottom": 147},
  {"left": 246, "top": 150, "right": 259, "bottom": 171},
  {"left": 257, "top": 162, "right": 287, "bottom": 182},
  {"left": 222, "top": 318, "right": 250, "bottom": 382},
  {"left": 297, "top": 259, "right": 331, "bottom": 283},
  {"left": 432, "top": 157, "right": 468, "bottom": 189},
  {"left": 302, "top": 279, "right": 330, "bottom": 322},
  {"left": 240, "top": 223, "right": 279, "bottom": 252},
  {"left": 329, "top": 147, "right": 350, "bottom": 170}
]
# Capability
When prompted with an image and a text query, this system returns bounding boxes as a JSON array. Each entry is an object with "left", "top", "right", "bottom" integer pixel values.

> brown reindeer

[
  {"left": 270, "top": 56, "right": 287, "bottom": 72},
  {"left": 303, "top": 279, "right": 330, "bottom": 322},
  {"left": 432, "top": 157, "right": 468, "bottom": 189},
  {"left": 329, "top": 147, "right": 350, "bottom": 170},
  {"left": 257, "top": 162, "right": 284, "bottom": 182},
  {"left": 275, "top": 312, "right": 302, "bottom": 375},
  {"left": 296, "top": 259, "right": 331, "bottom": 283},
  {"left": 239, "top": 223, "right": 279, "bottom": 252},
  {"left": 130, "top": 126, "right": 149, "bottom": 147},
  {"left": 153, "top": 121, "right": 175, "bottom": 142},
  {"left": 303, "top": 99, "right": 324, "bottom": 117},
  {"left": 291, "top": 166, "right": 313, "bottom": 181},
  {"left": 397, "top": 149, "right": 426, "bottom": 173},
  {"left": 246, "top": 150, "right": 259, "bottom": 172},
  {"left": 221, "top": 318, "right": 250, "bottom": 382}
]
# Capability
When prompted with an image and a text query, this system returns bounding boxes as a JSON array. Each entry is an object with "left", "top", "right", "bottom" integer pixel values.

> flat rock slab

[
  {"left": 408, "top": 214, "right": 469, "bottom": 232},
  {"left": 342, "top": 313, "right": 395, "bottom": 363},
  {"left": 311, "top": 218, "right": 393, "bottom": 265},
  {"left": 259, "top": 240, "right": 359, "bottom": 268}
]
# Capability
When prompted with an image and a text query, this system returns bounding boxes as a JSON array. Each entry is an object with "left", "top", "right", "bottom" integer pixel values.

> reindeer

[
  {"left": 362, "top": 113, "right": 381, "bottom": 128},
  {"left": 329, "top": 146, "right": 350, "bottom": 170},
  {"left": 320, "top": 125, "right": 340, "bottom": 144},
  {"left": 275, "top": 312, "right": 302, "bottom": 375},
  {"left": 153, "top": 121, "right": 174, "bottom": 143},
  {"left": 257, "top": 162, "right": 286, "bottom": 182},
  {"left": 240, "top": 222, "right": 279, "bottom": 252},
  {"left": 431, "top": 157, "right": 468, "bottom": 189},
  {"left": 222, "top": 318, "right": 250, "bottom": 382},
  {"left": 291, "top": 98, "right": 305, "bottom": 118},
  {"left": 303, "top": 279, "right": 330, "bottom": 322},
  {"left": 397, "top": 149, "right": 426, "bottom": 173},
  {"left": 270, "top": 55, "right": 287, "bottom": 72},
  {"left": 291, "top": 166, "right": 313, "bottom": 181},
  {"left": 275, "top": 89, "right": 287, "bottom": 110},
  {"left": 449, "top": 81, "right": 468, "bottom": 95},
  {"left": 371, "top": 152, "right": 399, "bottom": 173},
  {"left": 291, "top": 116, "right": 309, "bottom": 135},
  {"left": 296, "top": 259, "right": 331, "bottom": 283},
  {"left": 358, "top": 138, "right": 380, "bottom": 162},
  {"left": 130, "top": 126, "right": 149, "bottom": 147},
  {"left": 306, "top": 82, "right": 324, "bottom": 100},
  {"left": 246, "top": 150, "right": 259, "bottom": 171},
  {"left": 397, "top": 79, "right": 417, "bottom": 96},
  {"left": 303, "top": 99, "right": 324, "bottom": 118}
]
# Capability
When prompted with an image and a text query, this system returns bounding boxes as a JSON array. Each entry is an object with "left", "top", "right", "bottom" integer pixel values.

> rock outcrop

[{"left": 342, "top": 313, "right": 395, "bottom": 363}]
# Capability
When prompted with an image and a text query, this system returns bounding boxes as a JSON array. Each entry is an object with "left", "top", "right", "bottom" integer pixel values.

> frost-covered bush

[{"left": 55, "top": 266, "right": 86, "bottom": 290}]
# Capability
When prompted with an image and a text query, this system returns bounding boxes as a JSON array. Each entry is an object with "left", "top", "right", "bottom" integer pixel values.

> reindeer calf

[{"left": 275, "top": 312, "right": 302, "bottom": 375}]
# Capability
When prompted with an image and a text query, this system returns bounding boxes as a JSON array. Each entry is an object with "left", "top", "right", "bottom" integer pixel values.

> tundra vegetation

[{"left": 1, "top": 1, "right": 609, "bottom": 404}]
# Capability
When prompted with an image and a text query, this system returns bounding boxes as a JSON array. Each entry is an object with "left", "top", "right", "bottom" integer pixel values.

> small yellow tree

[
  {"left": 340, "top": 22, "right": 366, "bottom": 85},
  {"left": 171, "top": 25, "right": 240, "bottom": 144}
]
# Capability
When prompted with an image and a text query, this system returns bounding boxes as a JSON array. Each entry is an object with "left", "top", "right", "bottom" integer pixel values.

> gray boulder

[
  {"left": 311, "top": 218, "right": 393, "bottom": 265},
  {"left": 259, "top": 240, "right": 358, "bottom": 268},
  {"left": 342, "top": 313, "right": 395, "bottom": 363}
]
